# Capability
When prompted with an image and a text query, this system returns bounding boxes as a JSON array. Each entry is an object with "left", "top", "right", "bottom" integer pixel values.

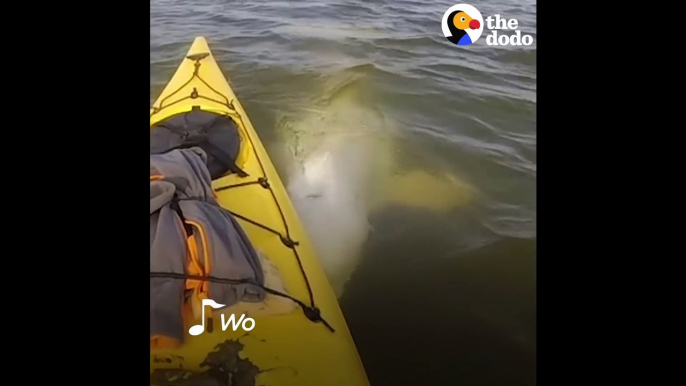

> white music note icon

[{"left": 189, "top": 299, "right": 226, "bottom": 336}]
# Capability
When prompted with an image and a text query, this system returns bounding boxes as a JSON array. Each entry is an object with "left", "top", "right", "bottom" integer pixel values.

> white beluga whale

[{"left": 277, "top": 71, "right": 476, "bottom": 297}]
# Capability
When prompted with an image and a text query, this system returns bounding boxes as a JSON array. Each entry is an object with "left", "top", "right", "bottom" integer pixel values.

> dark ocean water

[{"left": 151, "top": 1, "right": 536, "bottom": 384}]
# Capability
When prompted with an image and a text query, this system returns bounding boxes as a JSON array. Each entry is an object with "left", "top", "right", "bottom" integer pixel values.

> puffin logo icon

[{"left": 442, "top": 4, "right": 483, "bottom": 46}]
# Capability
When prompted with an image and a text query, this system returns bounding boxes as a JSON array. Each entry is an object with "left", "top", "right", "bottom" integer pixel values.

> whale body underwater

[{"left": 276, "top": 73, "right": 476, "bottom": 297}]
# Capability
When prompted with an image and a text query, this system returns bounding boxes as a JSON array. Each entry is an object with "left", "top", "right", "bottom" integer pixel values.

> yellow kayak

[{"left": 150, "top": 37, "right": 370, "bottom": 385}]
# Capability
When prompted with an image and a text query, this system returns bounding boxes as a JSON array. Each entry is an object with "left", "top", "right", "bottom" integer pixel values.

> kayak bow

[{"left": 150, "top": 36, "right": 369, "bottom": 386}]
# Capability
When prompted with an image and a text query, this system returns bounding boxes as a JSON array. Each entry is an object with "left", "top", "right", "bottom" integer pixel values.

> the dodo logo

[
  {"left": 442, "top": 4, "right": 483, "bottom": 46},
  {"left": 442, "top": 3, "right": 534, "bottom": 47}
]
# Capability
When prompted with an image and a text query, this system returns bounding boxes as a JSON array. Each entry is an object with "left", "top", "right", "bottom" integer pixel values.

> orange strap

[
  {"left": 150, "top": 335, "right": 181, "bottom": 350},
  {"left": 151, "top": 171, "right": 216, "bottom": 322}
]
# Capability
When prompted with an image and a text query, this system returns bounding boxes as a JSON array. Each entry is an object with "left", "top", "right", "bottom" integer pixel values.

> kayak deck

[{"left": 150, "top": 37, "right": 369, "bottom": 385}]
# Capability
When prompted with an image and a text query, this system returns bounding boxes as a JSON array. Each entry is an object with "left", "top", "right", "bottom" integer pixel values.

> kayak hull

[{"left": 150, "top": 37, "right": 369, "bottom": 386}]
